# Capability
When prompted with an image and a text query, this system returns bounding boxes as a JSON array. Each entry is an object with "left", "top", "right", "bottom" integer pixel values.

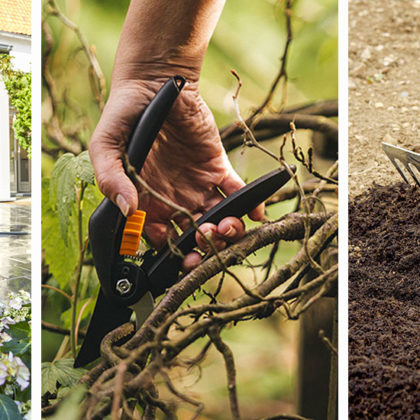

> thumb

[{"left": 89, "top": 137, "right": 139, "bottom": 216}]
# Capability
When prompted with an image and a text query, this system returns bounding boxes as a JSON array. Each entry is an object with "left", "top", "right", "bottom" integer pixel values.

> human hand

[
  {"left": 89, "top": 0, "right": 264, "bottom": 269},
  {"left": 89, "top": 79, "right": 264, "bottom": 270}
]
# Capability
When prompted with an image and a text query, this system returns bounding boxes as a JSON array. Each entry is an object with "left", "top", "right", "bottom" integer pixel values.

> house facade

[{"left": 0, "top": 0, "right": 31, "bottom": 201}]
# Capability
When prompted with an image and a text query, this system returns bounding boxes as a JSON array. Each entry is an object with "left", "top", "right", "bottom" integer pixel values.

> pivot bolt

[{"left": 116, "top": 278, "right": 132, "bottom": 295}]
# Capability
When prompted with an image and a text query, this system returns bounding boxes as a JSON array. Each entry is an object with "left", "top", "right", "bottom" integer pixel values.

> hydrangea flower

[
  {"left": 0, "top": 289, "right": 31, "bottom": 415},
  {"left": 0, "top": 352, "right": 30, "bottom": 390},
  {"left": 0, "top": 331, "right": 12, "bottom": 345}
]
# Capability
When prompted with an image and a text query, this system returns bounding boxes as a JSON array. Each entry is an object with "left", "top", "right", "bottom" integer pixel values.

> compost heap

[{"left": 349, "top": 182, "right": 420, "bottom": 418}]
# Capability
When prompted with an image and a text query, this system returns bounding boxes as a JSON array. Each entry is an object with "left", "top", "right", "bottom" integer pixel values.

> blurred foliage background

[{"left": 42, "top": 0, "right": 337, "bottom": 417}]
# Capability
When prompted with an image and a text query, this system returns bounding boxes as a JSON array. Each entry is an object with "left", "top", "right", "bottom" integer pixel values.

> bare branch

[{"left": 208, "top": 327, "right": 241, "bottom": 420}]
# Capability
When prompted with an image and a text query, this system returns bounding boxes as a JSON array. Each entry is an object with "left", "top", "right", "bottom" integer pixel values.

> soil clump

[{"left": 349, "top": 182, "right": 420, "bottom": 418}]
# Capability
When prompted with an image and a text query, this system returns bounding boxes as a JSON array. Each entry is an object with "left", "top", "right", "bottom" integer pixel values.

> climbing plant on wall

[{"left": 0, "top": 54, "right": 32, "bottom": 155}]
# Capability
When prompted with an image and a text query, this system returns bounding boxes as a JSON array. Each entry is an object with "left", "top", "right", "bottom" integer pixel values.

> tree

[{"left": 0, "top": 54, "right": 32, "bottom": 155}]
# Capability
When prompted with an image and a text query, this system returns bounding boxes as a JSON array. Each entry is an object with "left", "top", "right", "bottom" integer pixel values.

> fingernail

[
  {"left": 223, "top": 226, "right": 236, "bottom": 238},
  {"left": 116, "top": 194, "right": 129, "bottom": 217}
]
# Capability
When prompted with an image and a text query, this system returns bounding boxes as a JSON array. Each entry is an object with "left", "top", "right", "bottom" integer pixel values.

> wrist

[
  {"left": 111, "top": 0, "right": 225, "bottom": 85},
  {"left": 112, "top": 54, "right": 203, "bottom": 87}
]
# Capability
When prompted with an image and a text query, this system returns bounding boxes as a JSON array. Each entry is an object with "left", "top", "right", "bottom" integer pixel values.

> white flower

[
  {"left": 0, "top": 316, "right": 15, "bottom": 329},
  {"left": 14, "top": 356, "right": 30, "bottom": 391},
  {"left": 0, "top": 352, "right": 30, "bottom": 390},
  {"left": 8, "top": 297, "right": 23, "bottom": 311},
  {"left": 0, "top": 360, "right": 8, "bottom": 386},
  {"left": 0, "top": 331, "right": 12, "bottom": 345},
  {"left": 19, "top": 290, "right": 30, "bottom": 303}
]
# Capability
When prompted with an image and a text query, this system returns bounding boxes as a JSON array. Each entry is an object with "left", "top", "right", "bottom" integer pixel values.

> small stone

[
  {"left": 361, "top": 47, "right": 371, "bottom": 60},
  {"left": 375, "top": 102, "right": 384, "bottom": 108},
  {"left": 354, "top": 135, "right": 367, "bottom": 144},
  {"left": 383, "top": 134, "right": 396, "bottom": 144},
  {"left": 384, "top": 55, "right": 397, "bottom": 66}
]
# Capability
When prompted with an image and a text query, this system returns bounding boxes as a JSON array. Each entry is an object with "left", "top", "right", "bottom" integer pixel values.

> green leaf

[
  {"left": 47, "top": 384, "right": 87, "bottom": 420},
  {"left": 42, "top": 179, "right": 78, "bottom": 290},
  {"left": 50, "top": 153, "right": 78, "bottom": 240},
  {"left": 80, "top": 182, "right": 103, "bottom": 239},
  {"left": 0, "top": 394, "right": 22, "bottom": 420},
  {"left": 1, "top": 322, "right": 31, "bottom": 367},
  {"left": 43, "top": 163, "right": 102, "bottom": 292},
  {"left": 49, "top": 151, "right": 95, "bottom": 240},
  {"left": 56, "top": 386, "right": 71, "bottom": 400},
  {"left": 74, "top": 151, "right": 95, "bottom": 185},
  {"left": 41, "top": 359, "right": 87, "bottom": 395},
  {"left": 2, "top": 338, "right": 30, "bottom": 358},
  {"left": 0, "top": 54, "right": 31, "bottom": 155},
  {"left": 5, "top": 321, "right": 30, "bottom": 339}
]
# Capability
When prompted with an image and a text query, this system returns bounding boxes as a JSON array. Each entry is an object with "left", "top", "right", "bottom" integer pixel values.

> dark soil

[{"left": 349, "top": 182, "right": 420, "bottom": 419}]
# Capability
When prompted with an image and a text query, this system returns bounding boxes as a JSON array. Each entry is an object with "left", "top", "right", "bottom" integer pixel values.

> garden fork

[{"left": 382, "top": 142, "right": 420, "bottom": 187}]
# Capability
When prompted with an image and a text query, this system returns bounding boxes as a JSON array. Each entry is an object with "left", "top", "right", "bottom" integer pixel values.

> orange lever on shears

[{"left": 119, "top": 210, "right": 146, "bottom": 256}]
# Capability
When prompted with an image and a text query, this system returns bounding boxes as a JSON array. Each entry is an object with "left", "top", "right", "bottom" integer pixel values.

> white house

[{"left": 0, "top": 0, "right": 31, "bottom": 201}]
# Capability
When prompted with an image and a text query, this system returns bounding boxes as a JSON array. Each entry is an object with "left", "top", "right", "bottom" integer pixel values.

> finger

[
  {"left": 217, "top": 217, "right": 245, "bottom": 242},
  {"left": 88, "top": 84, "right": 153, "bottom": 216},
  {"left": 89, "top": 140, "right": 139, "bottom": 216},
  {"left": 182, "top": 251, "right": 203, "bottom": 271},
  {"left": 220, "top": 166, "right": 265, "bottom": 222},
  {"left": 195, "top": 223, "right": 226, "bottom": 253},
  {"left": 247, "top": 202, "right": 265, "bottom": 221}
]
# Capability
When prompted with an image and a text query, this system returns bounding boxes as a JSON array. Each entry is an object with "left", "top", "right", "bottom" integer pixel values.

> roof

[{"left": 0, "top": 0, "right": 31, "bottom": 36}]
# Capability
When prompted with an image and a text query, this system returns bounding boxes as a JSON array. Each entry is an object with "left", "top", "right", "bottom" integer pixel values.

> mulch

[{"left": 348, "top": 182, "right": 420, "bottom": 419}]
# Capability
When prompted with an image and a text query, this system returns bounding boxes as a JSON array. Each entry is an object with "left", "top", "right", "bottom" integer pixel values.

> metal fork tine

[
  {"left": 406, "top": 164, "right": 420, "bottom": 187},
  {"left": 382, "top": 142, "right": 420, "bottom": 186},
  {"left": 392, "top": 158, "right": 410, "bottom": 184}
]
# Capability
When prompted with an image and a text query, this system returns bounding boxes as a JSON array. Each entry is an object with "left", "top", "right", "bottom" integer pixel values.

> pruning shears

[{"left": 75, "top": 76, "right": 295, "bottom": 367}]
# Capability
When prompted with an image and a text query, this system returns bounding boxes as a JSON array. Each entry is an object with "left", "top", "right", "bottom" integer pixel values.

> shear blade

[{"left": 130, "top": 291, "right": 155, "bottom": 330}]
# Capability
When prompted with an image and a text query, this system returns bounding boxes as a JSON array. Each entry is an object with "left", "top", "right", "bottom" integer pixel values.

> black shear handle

[
  {"left": 128, "top": 75, "right": 186, "bottom": 172},
  {"left": 145, "top": 165, "right": 295, "bottom": 298},
  {"left": 89, "top": 76, "right": 186, "bottom": 301}
]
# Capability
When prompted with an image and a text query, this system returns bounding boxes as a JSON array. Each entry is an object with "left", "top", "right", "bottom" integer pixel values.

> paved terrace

[{"left": 0, "top": 199, "right": 31, "bottom": 301}]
